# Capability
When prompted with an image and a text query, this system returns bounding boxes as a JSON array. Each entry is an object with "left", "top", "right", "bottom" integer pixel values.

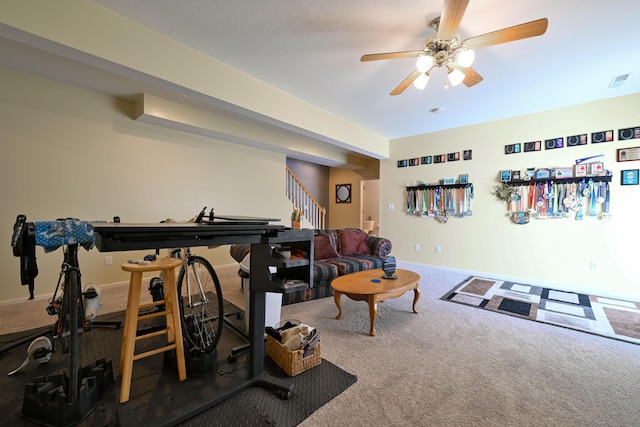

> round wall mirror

[{"left": 336, "top": 184, "right": 351, "bottom": 203}]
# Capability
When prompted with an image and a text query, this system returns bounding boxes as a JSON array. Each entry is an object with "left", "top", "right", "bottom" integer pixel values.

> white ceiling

[{"left": 3, "top": 1, "right": 640, "bottom": 143}]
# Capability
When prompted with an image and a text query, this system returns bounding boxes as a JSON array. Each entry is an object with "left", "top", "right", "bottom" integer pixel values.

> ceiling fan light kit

[
  {"left": 447, "top": 67, "right": 466, "bottom": 87},
  {"left": 413, "top": 72, "right": 430, "bottom": 90},
  {"left": 416, "top": 55, "right": 435, "bottom": 73},
  {"left": 360, "top": 0, "right": 548, "bottom": 96},
  {"left": 455, "top": 49, "right": 475, "bottom": 67}
]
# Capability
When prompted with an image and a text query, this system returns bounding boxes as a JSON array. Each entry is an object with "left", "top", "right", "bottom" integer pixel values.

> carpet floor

[
  {"left": 441, "top": 276, "right": 640, "bottom": 345},
  {"left": 0, "top": 302, "right": 356, "bottom": 427}
]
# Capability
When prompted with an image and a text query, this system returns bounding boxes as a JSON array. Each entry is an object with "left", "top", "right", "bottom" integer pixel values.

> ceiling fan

[{"left": 361, "top": 0, "right": 548, "bottom": 95}]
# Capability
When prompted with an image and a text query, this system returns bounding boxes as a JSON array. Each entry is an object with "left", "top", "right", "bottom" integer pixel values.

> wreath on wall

[{"left": 492, "top": 183, "right": 517, "bottom": 202}]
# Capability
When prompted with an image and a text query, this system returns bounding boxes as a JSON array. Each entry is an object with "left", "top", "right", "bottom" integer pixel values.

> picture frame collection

[
  {"left": 503, "top": 126, "right": 640, "bottom": 156},
  {"left": 398, "top": 150, "right": 472, "bottom": 168}
]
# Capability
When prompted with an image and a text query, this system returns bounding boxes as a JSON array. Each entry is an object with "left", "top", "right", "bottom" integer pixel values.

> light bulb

[
  {"left": 416, "top": 55, "right": 434, "bottom": 73},
  {"left": 456, "top": 49, "right": 475, "bottom": 67},
  {"left": 413, "top": 73, "right": 430, "bottom": 90},
  {"left": 448, "top": 68, "right": 465, "bottom": 86}
]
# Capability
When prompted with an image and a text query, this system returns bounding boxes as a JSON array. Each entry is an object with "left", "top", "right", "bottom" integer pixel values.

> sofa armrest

[{"left": 367, "top": 236, "right": 392, "bottom": 257}]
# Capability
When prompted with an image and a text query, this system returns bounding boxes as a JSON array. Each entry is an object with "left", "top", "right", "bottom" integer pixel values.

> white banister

[{"left": 286, "top": 167, "right": 326, "bottom": 230}]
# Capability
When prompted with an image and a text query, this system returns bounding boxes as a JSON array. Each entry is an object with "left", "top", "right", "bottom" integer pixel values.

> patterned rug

[{"left": 441, "top": 276, "right": 640, "bottom": 345}]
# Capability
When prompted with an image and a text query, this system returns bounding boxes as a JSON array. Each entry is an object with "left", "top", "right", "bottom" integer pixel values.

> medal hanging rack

[
  {"left": 493, "top": 175, "right": 613, "bottom": 223},
  {"left": 405, "top": 183, "right": 474, "bottom": 223}
]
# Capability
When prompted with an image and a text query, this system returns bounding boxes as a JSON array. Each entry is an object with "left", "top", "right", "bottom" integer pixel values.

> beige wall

[
  {"left": 2, "top": 65, "right": 638, "bottom": 305},
  {"left": 0, "top": 67, "right": 293, "bottom": 303},
  {"left": 381, "top": 93, "right": 640, "bottom": 300}
]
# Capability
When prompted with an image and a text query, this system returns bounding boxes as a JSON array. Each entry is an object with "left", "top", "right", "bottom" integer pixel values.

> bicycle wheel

[{"left": 177, "top": 256, "right": 224, "bottom": 353}]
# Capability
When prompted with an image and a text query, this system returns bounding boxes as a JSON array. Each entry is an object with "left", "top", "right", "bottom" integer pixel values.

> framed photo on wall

[
  {"left": 617, "top": 147, "right": 640, "bottom": 162},
  {"left": 621, "top": 169, "right": 639, "bottom": 186}
]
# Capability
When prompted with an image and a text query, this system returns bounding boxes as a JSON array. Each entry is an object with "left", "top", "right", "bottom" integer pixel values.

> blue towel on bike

[{"left": 35, "top": 219, "right": 105, "bottom": 252}]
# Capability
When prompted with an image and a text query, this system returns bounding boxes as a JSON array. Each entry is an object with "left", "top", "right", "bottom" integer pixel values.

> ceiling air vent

[{"left": 608, "top": 74, "right": 629, "bottom": 89}]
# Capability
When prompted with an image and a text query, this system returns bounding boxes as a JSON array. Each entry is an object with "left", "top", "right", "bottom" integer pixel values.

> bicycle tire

[{"left": 177, "top": 256, "right": 224, "bottom": 353}]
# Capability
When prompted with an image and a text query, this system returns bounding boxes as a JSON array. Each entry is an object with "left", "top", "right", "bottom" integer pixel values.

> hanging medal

[
  {"left": 549, "top": 182, "right": 558, "bottom": 218},
  {"left": 564, "top": 183, "right": 571, "bottom": 216},
  {"left": 465, "top": 185, "right": 473, "bottom": 216},
  {"left": 512, "top": 185, "right": 530, "bottom": 224},
  {"left": 547, "top": 181, "right": 555, "bottom": 218},
  {"left": 421, "top": 189, "right": 428, "bottom": 218},
  {"left": 588, "top": 179, "right": 597, "bottom": 217},
  {"left": 450, "top": 188, "right": 456, "bottom": 216},
  {"left": 538, "top": 182, "right": 548, "bottom": 219},
  {"left": 564, "top": 182, "right": 581, "bottom": 213},
  {"left": 596, "top": 182, "right": 604, "bottom": 204},
  {"left": 528, "top": 183, "right": 537, "bottom": 217},
  {"left": 602, "top": 182, "right": 611, "bottom": 220},
  {"left": 555, "top": 184, "right": 564, "bottom": 218},
  {"left": 435, "top": 187, "right": 447, "bottom": 223},
  {"left": 575, "top": 180, "right": 585, "bottom": 220},
  {"left": 429, "top": 187, "right": 435, "bottom": 216}
]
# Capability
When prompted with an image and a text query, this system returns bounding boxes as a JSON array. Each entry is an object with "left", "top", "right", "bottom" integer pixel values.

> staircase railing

[{"left": 286, "top": 166, "right": 326, "bottom": 230}]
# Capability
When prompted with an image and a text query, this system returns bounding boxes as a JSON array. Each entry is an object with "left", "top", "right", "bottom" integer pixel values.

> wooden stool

[{"left": 119, "top": 257, "right": 186, "bottom": 403}]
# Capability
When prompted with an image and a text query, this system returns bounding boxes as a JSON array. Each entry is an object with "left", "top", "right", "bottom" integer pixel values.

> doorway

[{"left": 361, "top": 179, "right": 380, "bottom": 235}]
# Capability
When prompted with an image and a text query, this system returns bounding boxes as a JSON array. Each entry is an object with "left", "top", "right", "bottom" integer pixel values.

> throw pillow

[
  {"left": 314, "top": 234, "right": 340, "bottom": 260},
  {"left": 339, "top": 228, "right": 371, "bottom": 256}
]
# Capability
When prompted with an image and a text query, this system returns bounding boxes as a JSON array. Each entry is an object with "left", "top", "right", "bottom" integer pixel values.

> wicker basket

[{"left": 266, "top": 335, "right": 321, "bottom": 376}]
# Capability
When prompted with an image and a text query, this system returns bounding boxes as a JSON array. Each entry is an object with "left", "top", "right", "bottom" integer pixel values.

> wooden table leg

[
  {"left": 368, "top": 296, "right": 377, "bottom": 336},
  {"left": 412, "top": 287, "right": 421, "bottom": 314},
  {"left": 334, "top": 291, "right": 343, "bottom": 320}
]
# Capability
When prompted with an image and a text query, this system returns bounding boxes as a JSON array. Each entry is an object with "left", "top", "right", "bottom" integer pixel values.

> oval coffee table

[{"left": 330, "top": 268, "right": 420, "bottom": 336}]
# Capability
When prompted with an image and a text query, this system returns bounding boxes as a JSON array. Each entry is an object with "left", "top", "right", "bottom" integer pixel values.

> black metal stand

[
  {"left": 223, "top": 303, "right": 251, "bottom": 362},
  {"left": 20, "top": 244, "right": 116, "bottom": 427}
]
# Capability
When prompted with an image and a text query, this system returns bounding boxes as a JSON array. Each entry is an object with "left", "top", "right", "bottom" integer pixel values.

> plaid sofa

[{"left": 229, "top": 228, "right": 392, "bottom": 305}]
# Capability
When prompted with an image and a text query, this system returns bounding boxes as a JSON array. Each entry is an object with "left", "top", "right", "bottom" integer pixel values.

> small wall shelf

[
  {"left": 406, "top": 183, "right": 473, "bottom": 190},
  {"left": 504, "top": 176, "right": 612, "bottom": 186}
]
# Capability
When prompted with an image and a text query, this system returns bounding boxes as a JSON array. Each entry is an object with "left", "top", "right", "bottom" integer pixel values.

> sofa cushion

[
  {"left": 313, "top": 260, "right": 339, "bottom": 283},
  {"left": 339, "top": 228, "right": 371, "bottom": 256},
  {"left": 314, "top": 229, "right": 339, "bottom": 251},
  {"left": 327, "top": 255, "right": 383, "bottom": 276},
  {"left": 313, "top": 234, "right": 340, "bottom": 261}
]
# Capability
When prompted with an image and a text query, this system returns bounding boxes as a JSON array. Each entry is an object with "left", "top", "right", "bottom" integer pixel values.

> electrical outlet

[
  {"left": 105, "top": 256, "right": 112, "bottom": 266},
  {"left": 589, "top": 261, "right": 597, "bottom": 270},
  {"left": 388, "top": 203, "right": 395, "bottom": 210},
  {"left": 435, "top": 246, "right": 441, "bottom": 254},
  {"left": 415, "top": 243, "right": 420, "bottom": 251}
]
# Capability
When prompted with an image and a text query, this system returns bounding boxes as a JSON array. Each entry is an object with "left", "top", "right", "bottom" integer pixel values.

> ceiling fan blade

[
  {"left": 361, "top": 50, "right": 421, "bottom": 62},
  {"left": 462, "top": 67, "right": 483, "bottom": 87},
  {"left": 463, "top": 18, "right": 548, "bottom": 50},
  {"left": 437, "top": 0, "right": 470, "bottom": 40},
  {"left": 390, "top": 69, "right": 422, "bottom": 96}
]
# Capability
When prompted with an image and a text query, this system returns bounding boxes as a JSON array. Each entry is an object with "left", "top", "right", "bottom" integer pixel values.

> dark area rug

[
  {"left": 0, "top": 302, "right": 357, "bottom": 426},
  {"left": 442, "top": 276, "right": 640, "bottom": 345}
]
